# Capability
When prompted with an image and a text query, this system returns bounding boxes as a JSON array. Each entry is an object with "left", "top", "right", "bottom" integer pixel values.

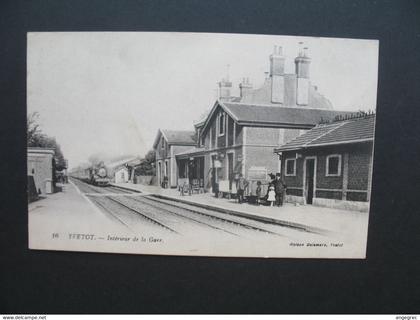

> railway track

[
  {"left": 71, "top": 178, "right": 136, "bottom": 195},
  {"left": 72, "top": 179, "right": 244, "bottom": 236},
  {"left": 87, "top": 195, "right": 137, "bottom": 231},
  {"left": 126, "top": 195, "right": 283, "bottom": 237},
  {"left": 71, "top": 178, "right": 324, "bottom": 241},
  {"left": 74, "top": 179, "right": 281, "bottom": 237},
  {"left": 101, "top": 194, "right": 241, "bottom": 237},
  {"left": 144, "top": 195, "right": 324, "bottom": 236},
  {"left": 105, "top": 196, "right": 178, "bottom": 233}
]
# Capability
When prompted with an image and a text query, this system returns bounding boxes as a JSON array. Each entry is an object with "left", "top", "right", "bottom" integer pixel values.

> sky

[{"left": 27, "top": 32, "right": 379, "bottom": 169}]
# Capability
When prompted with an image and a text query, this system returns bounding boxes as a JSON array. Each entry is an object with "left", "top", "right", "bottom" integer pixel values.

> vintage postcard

[{"left": 27, "top": 32, "right": 378, "bottom": 258}]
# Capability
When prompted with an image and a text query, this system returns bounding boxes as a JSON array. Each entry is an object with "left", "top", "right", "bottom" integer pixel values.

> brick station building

[
  {"left": 274, "top": 114, "right": 375, "bottom": 211},
  {"left": 172, "top": 46, "right": 354, "bottom": 194},
  {"left": 153, "top": 129, "right": 196, "bottom": 188}
]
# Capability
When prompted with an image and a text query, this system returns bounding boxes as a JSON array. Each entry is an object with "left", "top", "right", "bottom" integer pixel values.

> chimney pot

[
  {"left": 298, "top": 42, "right": 303, "bottom": 56},
  {"left": 239, "top": 76, "right": 252, "bottom": 98}
]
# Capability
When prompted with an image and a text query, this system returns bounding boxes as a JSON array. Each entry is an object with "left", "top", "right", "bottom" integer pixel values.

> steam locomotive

[
  {"left": 91, "top": 164, "right": 110, "bottom": 186},
  {"left": 71, "top": 162, "right": 111, "bottom": 187}
]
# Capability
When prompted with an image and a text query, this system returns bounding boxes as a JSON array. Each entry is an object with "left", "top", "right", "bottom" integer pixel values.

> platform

[
  {"left": 111, "top": 182, "right": 370, "bottom": 240},
  {"left": 28, "top": 181, "right": 132, "bottom": 252}
]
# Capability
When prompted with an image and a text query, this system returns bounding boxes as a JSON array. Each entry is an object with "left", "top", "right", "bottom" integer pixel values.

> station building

[
  {"left": 274, "top": 114, "right": 375, "bottom": 211},
  {"left": 106, "top": 157, "right": 140, "bottom": 184},
  {"left": 153, "top": 129, "right": 196, "bottom": 188},
  {"left": 171, "top": 46, "right": 354, "bottom": 193},
  {"left": 114, "top": 166, "right": 130, "bottom": 184},
  {"left": 27, "top": 147, "right": 56, "bottom": 197}
]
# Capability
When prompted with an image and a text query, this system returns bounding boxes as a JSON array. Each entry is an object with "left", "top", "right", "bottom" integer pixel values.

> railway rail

[
  {"left": 71, "top": 178, "right": 324, "bottom": 240},
  {"left": 105, "top": 196, "right": 178, "bottom": 233},
  {"left": 127, "top": 195, "right": 282, "bottom": 237},
  {"left": 71, "top": 178, "right": 135, "bottom": 195}
]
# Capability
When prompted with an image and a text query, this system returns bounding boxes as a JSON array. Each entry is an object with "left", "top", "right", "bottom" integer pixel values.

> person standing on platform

[
  {"left": 267, "top": 184, "right": 276, "bottom": 207},
  {"left": 256, "top": 181, "right": 262, "bottom": 206},
  {"left": 236, "top": 173, "right": 248, "bottom": 204},
  {"left": 273, "top": 173, "right": 287, "bottom": 207}
]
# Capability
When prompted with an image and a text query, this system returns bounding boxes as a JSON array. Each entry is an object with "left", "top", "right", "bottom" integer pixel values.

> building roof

[
  {"left": 239, "top": 76, "right": 333, "bottom": 110},
  {"left": 274, "top": 114, "right": 375, "bottom": 152},
  {"left": 162, "top": 130, "right": 196, "bottom": 145},
  {"left": 107, "top": 157, "right": 139, "bottom": 169},
  {"left": 174, "top": 147, "right": 207, "bottom": 158},
  {"left": 125, "top": 158, "right": 142, "bottom": 167},
  {"left": 222, "top": 102, "right": 353, "bottom": 127},
  {"left": 152, "top": 129, "right": 196, "bottom": 149},
  {"left": 200, "top": 100, "right": 354, "bottom": 134},
  {"left": 27, "top": 147, "right": 55, "bottom": 155},
  {"left": 194, "top": 120, "right": 205, "bottom": 128},
  {"left": 114, "top": 166, "right": 129, "bottom": 172}
]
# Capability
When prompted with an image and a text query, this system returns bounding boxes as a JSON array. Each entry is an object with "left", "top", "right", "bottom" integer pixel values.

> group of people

[
  {"left": 236, "top": 172, "right": 287, "bottom": 207},
  {"left": 55, "top": 172, "right": 68, "bottom": 184},
  {"left": 267, "top": 173, "right": 287, "bottom": 207}
]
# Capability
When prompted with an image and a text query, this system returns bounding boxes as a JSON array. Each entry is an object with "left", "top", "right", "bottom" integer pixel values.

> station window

[
  {"left": 285, "top": 159, "right": 296, "bottom": 176},
  {"left": 161, "top": 137, "right": 165, "bottom": 149},
  {"left": 196, "top": 129, "right": 201, "bottom": 147},
  {"left": 201, "top": 134, "right": 205, "bottom": 147},
  {"left": 218, "top": 113, "right": 225, "bottom": 136},
  {"left": 326, "top": 154, "right": 342, "bottom": 176}
]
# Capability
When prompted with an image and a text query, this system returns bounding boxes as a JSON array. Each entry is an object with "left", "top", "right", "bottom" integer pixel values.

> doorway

[
  {"left": 305, "top": 158, "right": 316, "bottom": 204},
  {"left": 227, "top": 153, "right": 234, "bottom": 190},
  {"left": 211, "top": 155, "right": 217, "bottom": 193},
  {"left": 158, "top": 162, "right": 162, "bottom": 186}
]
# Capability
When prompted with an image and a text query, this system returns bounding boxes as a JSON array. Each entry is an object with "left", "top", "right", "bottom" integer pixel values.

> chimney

[
  {"left": 239, "top": 77, "right": 253, "bottom": 98},
  {"left": 218, "top": 65, "right": 232, "bottom": 100},
  {"left": 295, "top": 44, "right": 311, "bottom": 106},
  {"left": 270, "top": 45, "right": 285, "bottom": 104},
  {"left": 270, "top": 45, "right": 285, "bottom": 76},
  {"left": 218, "top": 78, "right": 232, "bottom": 100}
]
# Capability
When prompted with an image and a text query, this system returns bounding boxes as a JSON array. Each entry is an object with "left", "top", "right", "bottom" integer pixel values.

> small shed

[
  {"left": 114, "top": 166, "right": 130, "bottom": 184},
  {"left": 27, "top": 147, "right": 55, "bottom": 196}
]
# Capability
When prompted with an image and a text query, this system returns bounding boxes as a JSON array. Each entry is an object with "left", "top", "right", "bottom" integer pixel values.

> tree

[
  {"left": 134, "top": 150, "right": 156, "bottom": 176},
  {"left": 27, "top": 112, "right": 42, "bottom": 146},
  {"left": 27, "top": 112, "right": 67, "bottom": 170}
]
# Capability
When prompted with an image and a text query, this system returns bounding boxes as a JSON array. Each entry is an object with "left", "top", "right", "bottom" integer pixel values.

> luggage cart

[
  {"left": 218, "top": 179, "right": 237, "bottom": 199},
  {"left": 245, "top": 166, "right": 271, "bottom": 204}
]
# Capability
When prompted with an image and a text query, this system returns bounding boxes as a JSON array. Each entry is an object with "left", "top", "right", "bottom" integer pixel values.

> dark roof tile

[
  {"left": 275, "top": 114, "right": 375, "bottom": 151},
  {"left": 222, "top": 102, "right": 353, "bottom": 127},
  {"left": 311, "top": 115, "right": 375, "bottom": 146},
  {"left": 161, "top": 130, "right": 196, "bottom": 145}
]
